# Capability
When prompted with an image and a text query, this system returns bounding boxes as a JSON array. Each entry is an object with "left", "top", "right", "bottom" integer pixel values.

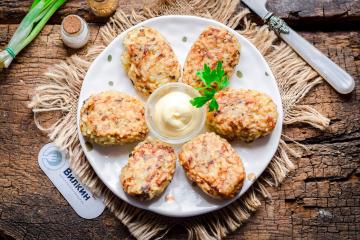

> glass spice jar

[
  {"left": 60, "top": 15, "right": 90, "bottom": 49},
  {"left": 87, "top": 0, "right": 119, "bottom": 17}
]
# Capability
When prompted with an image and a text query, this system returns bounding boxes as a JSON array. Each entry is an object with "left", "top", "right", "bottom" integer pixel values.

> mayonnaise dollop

[{"left": 154, "top": 91, "right": 200, "bottom": 137}]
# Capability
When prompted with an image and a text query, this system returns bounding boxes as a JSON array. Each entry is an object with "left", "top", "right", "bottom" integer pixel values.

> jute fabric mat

[{"left": 29, "top": 0, "right": 330, "bottom": 239}]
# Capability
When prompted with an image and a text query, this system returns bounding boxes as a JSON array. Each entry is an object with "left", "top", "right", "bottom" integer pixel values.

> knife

[{"left": 241, "top": 0, "right": 355, "bottom": 94}]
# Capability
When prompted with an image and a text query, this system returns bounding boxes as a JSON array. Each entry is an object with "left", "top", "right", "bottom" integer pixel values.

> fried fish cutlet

[
  {"left": 80, "top": 91, "right": 148, "bottom": 145},
  {"left": 179, "top": 132, "right": 245, "bottom": 198},
  {"left": 122, "top": 27, "right": 181, "bottom": 96},
  {"left": 120, "top": 137, "right": 177, "bottom": 200},
  {"left": 207, "top": 88, "right": 278, "bottom": 142},
  {"left": 182, "top": 26, "right": 240, "bottom": 89}
]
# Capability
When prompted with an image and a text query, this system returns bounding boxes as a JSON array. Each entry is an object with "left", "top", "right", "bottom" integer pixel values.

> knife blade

[{"left": 241, "top": 0, "right": 355, "bottom": 94}]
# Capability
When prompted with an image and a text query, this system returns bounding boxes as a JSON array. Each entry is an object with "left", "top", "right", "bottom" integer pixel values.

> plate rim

[{"left": 77, "top": 15, "right": 284, "bottom": 217}]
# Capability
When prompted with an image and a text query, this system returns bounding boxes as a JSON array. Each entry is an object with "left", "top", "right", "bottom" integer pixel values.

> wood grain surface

[{"left": 0, "top": 0, "right": 359, "bottom": 239}]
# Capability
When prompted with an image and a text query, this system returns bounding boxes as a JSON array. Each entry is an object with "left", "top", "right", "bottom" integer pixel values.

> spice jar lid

[
  {"left": 63, "top": 15, "right": 82, "bottom": 34},
  {"left": 87, "top": 0, "right": 118, "bottom": 17}
]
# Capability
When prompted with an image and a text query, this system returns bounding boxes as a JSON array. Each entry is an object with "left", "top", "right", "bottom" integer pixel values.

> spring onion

[{"left": 0, "top": 0, "right": 67, "bottom": 69}]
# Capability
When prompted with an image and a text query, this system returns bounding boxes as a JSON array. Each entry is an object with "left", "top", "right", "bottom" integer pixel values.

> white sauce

[{"left": 154, "top": 91, "right": 201, "bottom": 137}]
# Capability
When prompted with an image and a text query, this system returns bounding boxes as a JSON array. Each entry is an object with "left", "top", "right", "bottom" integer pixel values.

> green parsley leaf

[
  {"left": 208, "top": 98, "right": 219, "bottom": 112},
  {"left": 203, "top": 88, "right": 216, "bottom": 98},
  {"left": 218, "top": 75, "right": 229, "bottom": 89},
  {"left": 190, "top": 60, "right": 230, "bottom": 112},
  {"left": 190, "top": 96, "right": 212, "bottom": 108},
  {"left": 216, "top": 61, "right": 224, "bottom": 78}
]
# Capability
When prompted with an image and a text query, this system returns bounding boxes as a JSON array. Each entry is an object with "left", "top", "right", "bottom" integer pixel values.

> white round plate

[{"left": 77, "top": 15, "right": 283, "bottom": 217}]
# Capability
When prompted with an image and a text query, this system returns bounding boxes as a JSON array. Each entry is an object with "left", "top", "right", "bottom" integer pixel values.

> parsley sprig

[{"left": 190, "top": 61, "right": 229, "bottom": 112}]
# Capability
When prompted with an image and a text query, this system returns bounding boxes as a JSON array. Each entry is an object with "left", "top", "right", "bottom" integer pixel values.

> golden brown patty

[
  {"left": 80, "top": 91, "right": 148, "bottom": 145},
  {"left": 122, "top": 27, "right": 181, "bottom": 96},
  {"left": 120, "top": 137, "right": 177, "bottom": 200},
  {"left": 179, "top": 132, "right": 245, "bottom": 198},
  {"left": 207, "top": 88, "right": 278, "bottom": 142},
  {"left": 182, "top": 26, "right": 240, "bottom": 89}
]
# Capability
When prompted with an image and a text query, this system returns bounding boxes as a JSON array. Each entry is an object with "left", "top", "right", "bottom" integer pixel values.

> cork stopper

[
  {"left": 87, "top": 0, "right": 118, "bottom": 17},
  {"left": 63, "top": 15, "right": 82, "bottom": 34}
]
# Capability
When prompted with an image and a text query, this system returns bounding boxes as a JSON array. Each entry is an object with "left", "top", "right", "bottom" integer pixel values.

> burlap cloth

[{"left": 28, "top": 0, "right": 331, "bottom": 239}]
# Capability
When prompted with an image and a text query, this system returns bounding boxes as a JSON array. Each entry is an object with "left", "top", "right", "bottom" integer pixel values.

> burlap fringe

[{"left": 28, "top": 0, "right": 330, "bottom": 239}]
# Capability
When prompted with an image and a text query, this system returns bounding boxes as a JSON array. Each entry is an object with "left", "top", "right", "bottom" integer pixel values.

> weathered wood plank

[
  {"left": 266, "top": 0, "right": 360, "bottom": 30},
  {"left": 0, "top": 0, "right": 360, "bottom": 27},
  {"left": 0, "top": 0, "right": 359, "bottom": 237},
  {"left": 268, "top": 0, "right": 360, "bottom": 20},
  {"left": 231, "top": 141, "right": 360, "bottom": 240},
  {"left": 0, "top": 21, "right": 359, "bottom": 239},
  {"left": 0, "top": 0, "right": 144, "bottom": 24}
]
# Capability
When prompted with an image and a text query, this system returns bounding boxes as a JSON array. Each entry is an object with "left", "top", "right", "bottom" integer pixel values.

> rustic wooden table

[{"left": 0, "top": 1, "right": 359, "bottom": 239}]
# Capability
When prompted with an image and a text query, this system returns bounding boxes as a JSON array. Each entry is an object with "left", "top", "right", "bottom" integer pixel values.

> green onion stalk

[{"left": 0, "top": 0, "right": 67, "bottom": 69}]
